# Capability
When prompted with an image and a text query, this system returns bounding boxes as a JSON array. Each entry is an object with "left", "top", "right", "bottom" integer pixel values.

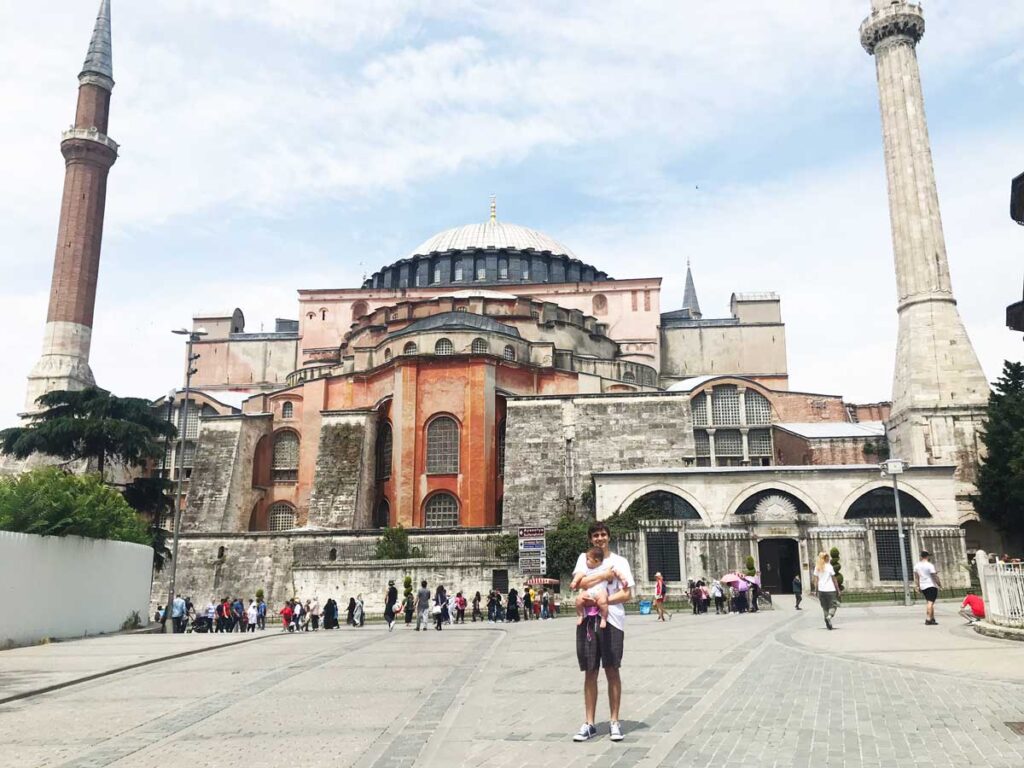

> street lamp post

[
  {"left": 880, "top": 458, "right": 912, "bottom": 607},
  {"left": 165, "top": 327, "right": 207, "bottom": 633}
]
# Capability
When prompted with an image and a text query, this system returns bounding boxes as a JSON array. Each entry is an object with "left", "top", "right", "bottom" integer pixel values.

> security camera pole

[
  {"left": 165, "top": 326, "right": 207, "bottom": 632},
  {"left": 880, "top": 458, "right": 911, "bottom": 606}
]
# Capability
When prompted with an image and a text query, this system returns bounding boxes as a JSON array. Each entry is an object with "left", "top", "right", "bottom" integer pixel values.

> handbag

[
  {"left": 431, "top": 604, "right": 442, "bottom": 616},
  {"left": 391, "top": 602, "right": 401, "bottom": 613}
]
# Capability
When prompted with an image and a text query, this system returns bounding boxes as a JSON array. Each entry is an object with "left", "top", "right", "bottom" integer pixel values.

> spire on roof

[
  {"left": 682, "top": 260, "right": 702, "bottom": 319},
  {"left": 489, "top": 194, "right": 497, "bottom": 222},
  {"left": 80, "top": 0, "right": 113, "bottom": 90}
]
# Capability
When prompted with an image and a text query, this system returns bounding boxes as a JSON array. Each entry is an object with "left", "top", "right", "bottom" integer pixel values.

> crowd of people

[{"left": 155, "top": 595, "right": 268, "bottom": 633}]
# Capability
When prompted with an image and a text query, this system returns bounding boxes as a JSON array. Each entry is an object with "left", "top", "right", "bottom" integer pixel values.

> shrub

[
  {"left": 375, "top": 525, "right": 411, "bottom": 559},
  {"left": 256, "top": 589, "right": 265, "bottom": 602},
  {"left": 0, "top": 468, "right": 149, "bottom": 544},
  {"left": 830, "top": 546, "right": 844, "bottom": 590},
  {"left": 546, "top": 510, "right": 591, "bottom": 578},
  {"left": 745, "top": 555, "right": 756, "bottom": 576},
  {"left": 485, "top": 532, "right": 518, "bottom": 559}
]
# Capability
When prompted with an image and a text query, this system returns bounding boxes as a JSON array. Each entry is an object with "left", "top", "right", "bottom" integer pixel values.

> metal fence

[{"left": 981, "top": 560, "right": 1024, "bottom": 629}]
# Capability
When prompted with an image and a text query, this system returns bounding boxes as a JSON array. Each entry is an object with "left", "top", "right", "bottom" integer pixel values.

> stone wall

[
  {"left": 502, "top": 393, "right": 694, "bottom": 530},
  {"left": 184, "top": 414, "right": 271, "bottom": 533},
  {"left": 307, "top": 411, "right": 376, "bottom": 528}
]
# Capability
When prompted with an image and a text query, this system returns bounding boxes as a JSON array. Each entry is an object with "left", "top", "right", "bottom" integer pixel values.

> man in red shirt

[{"left": 959, "top": 593, "right": 985, "bottom": 624}]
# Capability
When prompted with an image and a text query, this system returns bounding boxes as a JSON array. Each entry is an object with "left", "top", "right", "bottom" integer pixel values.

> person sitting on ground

[
  {"left": 572, "top": 545, "right": 610, "bottom": 629},
  {"left": 959, "top": 592, "right": 985, "bottom": 624}
]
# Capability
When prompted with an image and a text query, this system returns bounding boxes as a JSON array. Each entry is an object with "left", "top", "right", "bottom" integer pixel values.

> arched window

[
  {"left": 692, "top": 392, "right": 708, "bottom": 426},
  {"left": 426, "top": 416, "right": 459, "bottom": 473},
  {"left": 503, "top": 345, "right": 516, "bottom": 361},
  {"left": 375, "top": 498, "right": 390, "bottom": 528},
  {"left": 281, "top": 401, "right": 294, "bottom": 419},
  {"left": 217, "top": 545, "right": 226, "bottom": 559},
  {"left": 376, "top": 422, "right": 393, "bottom": 480},
  {"left": 622, "top": 370, "right": 636, "bottom": 383},
  {"left": 736, "top": 490, "right": 814, "bottom": 517},
  {"left": 435, "top": 338, "right": 454, "bottom": 355},
  {"left": 522, "top": 262, "right": 530, "bottom": 281},
  {"left": 475, "top": 257, "right": 486, "bottom": 281},
  {"left": 328, "top": 547, "right": 337, "bottom": 561},
  {"left": 625, "top": 491, "right": 701, "bottom": 520},
  {"left": 320, "top": 308, "right": 328, "bottom": 321},
  {"left": 711, "top": 385, "right": 740, "bottom": 425},
  {"left": 425, "top": 492, "right": 460, "bottom": 528},
  {"left": 471, "top": 338, "right": 489, "bottom": 354},
  {"left": 272, "top": 431, "right": 299, "bottom": 482},
  {"left": 498, "top": 257, "right": 509, "bottom": 280},
  {"left": 592, "top": 294, "right": 608, "bottom": 316},
  {"left": 745, "top": 390, "right": 772, "bottom": 425},
  {"left": 383, "top": 348, "right": 392, "bottom": 362},
  {"left": 268, "top": 502, "right": 295, "bottom": 531},
  {"left": 454, "top": 261, "right": 464, "bottom": 282},
  {"left": 845, "top": 488, "right": 931, "bottom": 519},
  {"left": 403, "top": 341, "right": 418, "bottom": 355},
  {"left": 351, "top": 301, "right": 368, "bottom": 321}
]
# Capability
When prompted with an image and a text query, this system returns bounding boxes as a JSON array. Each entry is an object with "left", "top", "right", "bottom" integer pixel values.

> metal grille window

[
  {"left": 692, "top": 392, "right": 708, "bottom": 427},
  {"left": 646, "top": 531, "right": 681, "bottom": 581},
  {"left": 433, "top": 264, "right": 442, "bottom": 284},
  {"left": 715, "top": 429, "right": 743, "bottom": 456},
  {"left": 269, "top": 503, "right": 295, "bottom": 532},
  {"left": 522, "top": 263, "right": 530, "bottom": 281},
  {"left": 435, "top": 338, "right": 454, "bottom": 355},
  {"left": 476, "top": 258, "right": 486, "bottom": 280},
  {"left": 281, "top": 401, "right": 294, "bottom": 419},
  {"left": 425, "top": 492, "right": 460, "bottom": 527},
  {"left": 177, "top": 402, "right": 200, "bottom": 439},
  {"left": 272, "top": 431, "right": 299, "bottom": 482},
  {"left": 426, "top": 416, "right": 459, "bottom": 473},
  {"left": 503, "top": 345, "right": 516, "bottom": 361},
  {"left": 622, "top": 370, "right": 636, "bottom": 383},
  {"left": 745, "top": 390, "right": 772, "bottom": 425},
  {"left": 454, "top": 262, "right": 464, "bottom": 281},
  {"left": 181, "top": 441, "right": 196, "bottom": 468},
  {"left": 403, "top": 341, "right": 418, "bottom": 355},
  {"left": 748, "top": 429, "right": 772, "bottom": 455},
  {"left": 498, "top": 258, "right": 508, "bottom": 279},
  {"left": 376, "top": 422, "right": 393, "bottom": 479},
  {"left": 711, "top": 386, "right": 741, "bottom": 426},
  {"left": 694, "top": 430, "right": 710, "bottom": 456},
  {"left": 471, "top": 338, "right": 489, "bottom": 354},
  {"left": 875, "top": 529, "right": 913, "bottom": 581}
]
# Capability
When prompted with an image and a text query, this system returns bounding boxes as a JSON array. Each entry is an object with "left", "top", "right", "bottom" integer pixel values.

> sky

[{"left": 1, "top": 0, "right": 1022, "bottom": 426}]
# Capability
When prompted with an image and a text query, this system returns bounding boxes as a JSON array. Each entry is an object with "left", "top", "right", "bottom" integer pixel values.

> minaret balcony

[
  {"left": 61, "top": 126, "right": 119, "bottom": 153},
  {"left": 860, "top": 3, "right": 925, "bottom": 54}
]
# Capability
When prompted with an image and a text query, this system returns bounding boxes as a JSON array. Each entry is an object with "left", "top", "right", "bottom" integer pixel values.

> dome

[{"left": 409, "top": 220, "right": 577, "bottom": 260}]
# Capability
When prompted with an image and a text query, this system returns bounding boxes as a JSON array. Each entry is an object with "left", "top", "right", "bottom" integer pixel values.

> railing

[
  {"left": 292, "top": 530, "right": 516, "bottom": 566},
  {"left": 979, "top": 556, "right": 1024, "bottom": 629}
]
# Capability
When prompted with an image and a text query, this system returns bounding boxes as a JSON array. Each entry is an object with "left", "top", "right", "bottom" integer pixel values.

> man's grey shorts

[{"left": 576, "top": 620, "right": 624, "bottom": 671}]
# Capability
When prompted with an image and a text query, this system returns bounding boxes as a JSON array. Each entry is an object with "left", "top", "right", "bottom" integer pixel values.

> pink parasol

[{"left": 719, "top": 573, "right": 742, "bottom": 585}]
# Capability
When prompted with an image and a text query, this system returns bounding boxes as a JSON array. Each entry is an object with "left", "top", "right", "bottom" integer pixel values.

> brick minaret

[
  {"left": 24, "top": 0, "right": 118, "bottom": 412},
  {"left": 860, "top": 1, "right": 989, "bottom": 511}
]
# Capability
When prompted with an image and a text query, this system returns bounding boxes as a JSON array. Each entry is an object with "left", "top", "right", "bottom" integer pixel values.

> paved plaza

[{"left": 2, "top": 599, "right": 1024, "bottom": 767}]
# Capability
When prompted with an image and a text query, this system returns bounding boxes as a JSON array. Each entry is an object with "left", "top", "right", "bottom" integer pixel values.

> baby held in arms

[{"left": 572, "top": 545, "right": 609, "bottom": 629}]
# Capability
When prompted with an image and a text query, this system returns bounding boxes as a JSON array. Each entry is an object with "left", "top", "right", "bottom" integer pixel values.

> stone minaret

[
  {"left": 24, "top": 0, "right": 118, "bottom": 412},
  {"left": 861, "top": 1, "right": 989, "bottom": 508}
]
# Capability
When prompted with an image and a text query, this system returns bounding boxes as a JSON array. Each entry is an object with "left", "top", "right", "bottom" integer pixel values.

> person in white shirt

[
  {"left": 571, "top": 521, "right": 634, "bottom": 744},
  {"left": 913, "top": 550, "right": 941, "bottom": 626},
  {"left": 246, "top": 600, "right": 258, "bottom": 633},
  {"left": 811, "top": 551, "right": 839, "bottom": 630}
]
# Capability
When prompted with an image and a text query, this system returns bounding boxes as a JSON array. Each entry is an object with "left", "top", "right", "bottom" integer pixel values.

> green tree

[
  {"left": 375, "top": 525, "right": 412, "bottom": 559},
  {"left": 975, "top": 361, "right": 1024, "bottom": 543},
  {"left": 121, "top": 475, "right": 174, "bottom": 570},
  {"left": 0, "top": 387, "right": 177, "bottom": 480},
  {"left": 830, "top": 546, "right": 844, "bottom": 591},
  {"left": 0, "top": 467, "right": 149, "bottom": 544},
  {"left": 546, "top": 510, "right": 591, "bottom": 578},
  {"left": 745, "top": 555, "right": 756, "bottom": 576}
]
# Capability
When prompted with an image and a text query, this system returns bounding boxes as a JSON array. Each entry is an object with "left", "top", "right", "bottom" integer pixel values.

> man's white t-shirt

[
  {"left": 914, "top": 560, "right": 937, "bottom": 589},
  {"left": 573, "top": 551, "right": 635, "bottom": 632},
  {"left": 815, "top": 563, "right": 837, "bottom": 593}
]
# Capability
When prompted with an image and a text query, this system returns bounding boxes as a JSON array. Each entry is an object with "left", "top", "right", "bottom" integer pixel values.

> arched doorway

[{"left": 757, "top": 538, "right": 799, "bottom": 594}]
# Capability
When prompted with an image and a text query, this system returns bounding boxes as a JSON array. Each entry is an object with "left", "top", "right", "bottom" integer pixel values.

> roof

[
  {"left": 665, "top": 375, "right": 724, "bottom": 393},
  {"left": 732, "top": 292, "right": 780, "bottom": 302},
  {"left": 432, "top": 289, "right": 518, "bottom": 301},
  {"left": 682, "top": 264, "right": 702, "bottom": 317},
  {"left": 409, "top": 220, "right": 577, "bottom": 259},
  {"left": 392, "top": 311, "right": 522, "bottom": 339},
  {"left": 775, "top": 422, "right": 886, "bottom": 439},
  {"left": 81, "top": 0, "right": 113, "bottom": 84}
]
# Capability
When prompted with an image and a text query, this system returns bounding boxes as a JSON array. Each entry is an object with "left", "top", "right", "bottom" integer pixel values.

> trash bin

[{"left": 639, "top": 600, "right": 652, "bottom": 615}]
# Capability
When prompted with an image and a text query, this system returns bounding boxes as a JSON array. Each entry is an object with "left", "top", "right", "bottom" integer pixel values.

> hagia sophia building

[{"left": 17, "top": 2, "right": 1002, "bottom": 606}]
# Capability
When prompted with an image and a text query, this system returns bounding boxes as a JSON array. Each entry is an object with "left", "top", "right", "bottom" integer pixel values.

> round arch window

[
  {"left": 403, "top": 341, "right": 418, "bottom": 355},
  {"left": 383, "top": 348, "right": 392, "bottom": 362},
  {"left": 435, "top": 338, "right": 454, "bottom": 355},
  {"left": 268, "top": 503, "right": 296, "bottom": 531},
  {"left": 503, "top": 345, "right": 516, "bottom": 361},
  {"left": 471, "top": 338, "right": 489, "bottom": 354},
  {"left": 425, "top": 492, "right": 460, "bottom": 528}
]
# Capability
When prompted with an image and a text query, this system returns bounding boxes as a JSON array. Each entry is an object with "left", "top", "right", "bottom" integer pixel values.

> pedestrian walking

[
  {"left": 812, "top": 551, "right": 839, "bottom": 630},
  {"left": 434, "top": 585, "right": 449, "bottom": 631},
  {"left": 507, "top": 588, "right": 520, "bottom": 622},
  {"left": 385, "top": 580, "right": 399, "bottom": 632},
  {"left": 171, "top": 594, "right": 186, "bottom": 633},
  {"left": 471, "top": 591, "right": 483, "bottom": 622},
  {"left": 403, "top": 592, "right": 415, "bottom": 625},
  {"left": 454, "top": 591, "right": 467, "bottom": 623},
  {"left": 792, "top": 574, "right": 803, "bottom": 610},
  {"left": 310, "top": 597, "right": 321, "bottom": 630},
  {"left": 711, "top": 580, "right": 724, "bottom": 614},
  {"left": 257, "top": 596, "right": 267, "bottom": 629},
  {"left": 354, "top": 594, "right": 365, "bottom": 627},
  {"left": 246, "top": 599, "right": 258, "bottom": 632},
  {"left": 654, "top": 572, "right": 670, "bottom": 621},
  {"left": 914, "top": 550, "right": 941, "bottom": 626},
  {"left": 571, "top": 521, "right": 635, "bottom": 743},
  {"left": 415, "top": 580, "right": 432, "bottom": 631},
  {"left": 279, "top": 600, "right": 293, "bottom": 632},
  {"left": 523, "top": 584, "right": 533, "bottom": 620},
  {"left": 346, "top": 597, "right": 356, "bottom": 626}
]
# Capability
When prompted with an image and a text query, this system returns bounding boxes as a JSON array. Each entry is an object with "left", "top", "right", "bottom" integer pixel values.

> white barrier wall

[{"left": 0, "top": 531, "right": 153, "bottom": 646}]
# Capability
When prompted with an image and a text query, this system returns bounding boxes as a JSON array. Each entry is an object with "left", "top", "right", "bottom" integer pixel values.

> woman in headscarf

[
  {"left": 507, "top": 587, "right": 520, "bottom": 622},
  {"left": 346, "top": 597, "right": 356, "bottom": 626},
  {"left": 434, "top": 584, "right": 449, "bottom": 631},
  {"left": 354, "top": 594, "right": 365, "bottom": 627},
  {"left": 471, "top": 591, "right": 483, "bottom": 622}
]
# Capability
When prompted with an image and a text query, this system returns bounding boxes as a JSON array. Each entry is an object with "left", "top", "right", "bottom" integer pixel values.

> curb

[
  {"left": 0, "top": 630, "right": 284, "bottom": 707},
  {"left": 972, "top": 620, "right": 1024, "bottom": 642}
]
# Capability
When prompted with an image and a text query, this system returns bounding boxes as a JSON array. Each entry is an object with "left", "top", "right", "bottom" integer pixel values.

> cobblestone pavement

[{"left": 2, "top": 600, "right": 1024, "bottom": 767}]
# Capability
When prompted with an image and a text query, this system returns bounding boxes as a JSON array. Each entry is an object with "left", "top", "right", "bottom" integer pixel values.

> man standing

[
  {"left": 523, "top": 584, "right": 532, "bottom": 620},
  {"left": 914, "top": 550, "right": 941, "bottom": 625},
  {"left": 415, "top": 580, "right": 432, "bottom": 631},
  {"left": 385, "top": 580, "right": 399, "bottom": 632},
  {"left": 792, "top": 574, "right": 802, "bottom": 610},
  {"left": 257, "top": 596, "right": 267, "bottom": 630},
  {"left": 572, "top": 521, "right": 634, "bottom": 743},
  {"left": 170, "top": 594, "right": 186, "bottom": 633}
]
